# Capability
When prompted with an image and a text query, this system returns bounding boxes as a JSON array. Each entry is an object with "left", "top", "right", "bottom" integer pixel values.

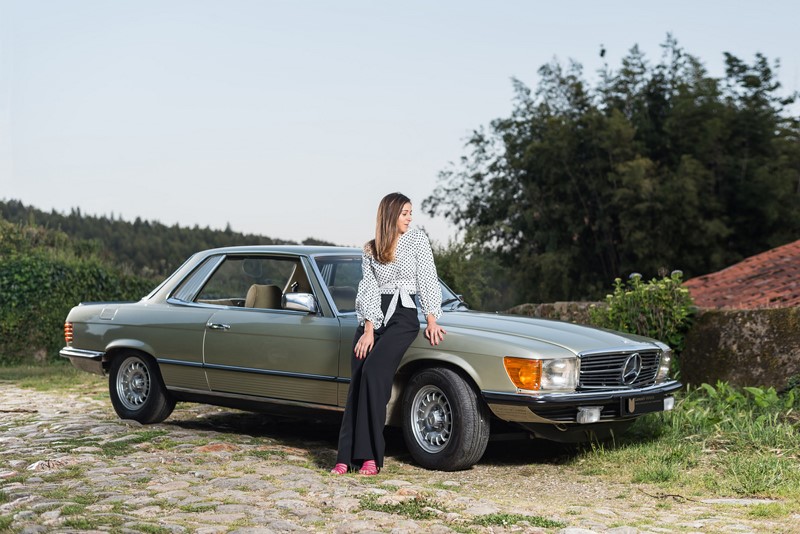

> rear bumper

[
  {"left": 60, "top": 347, "right": 106, "bottom": 376},
  {"left": 482, "top": 380, "right": 682, "bottom": 423}
]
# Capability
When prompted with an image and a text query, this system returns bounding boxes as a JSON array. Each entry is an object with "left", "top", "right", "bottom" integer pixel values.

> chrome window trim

[{"left": 170, "top": 254, "right": 226, "bottom": 302}]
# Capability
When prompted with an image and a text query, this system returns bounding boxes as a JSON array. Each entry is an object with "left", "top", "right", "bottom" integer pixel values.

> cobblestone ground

[{"left": 1, "top": 382, "right": 797, "bottom": 533}]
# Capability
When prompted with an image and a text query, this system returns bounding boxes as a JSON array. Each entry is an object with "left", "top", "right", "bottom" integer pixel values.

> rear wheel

[
  {"left": 402, "top": 367, "right": 490, "bottom": 471},
  {"left": 108, "top": 352, "right": 175, "bottom": 423}
]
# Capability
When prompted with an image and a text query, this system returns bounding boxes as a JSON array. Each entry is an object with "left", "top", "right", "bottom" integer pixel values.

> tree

[{"left": 424, "top": 37, "right": 800, "bottom": 303}]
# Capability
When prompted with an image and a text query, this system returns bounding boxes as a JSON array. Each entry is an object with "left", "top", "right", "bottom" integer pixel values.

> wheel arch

[
  {"left": 387, "top": 356, "right": 484, "bottom": 427},
  {"left": 103, "top": 343, "right": 163, "bottom": 380}
]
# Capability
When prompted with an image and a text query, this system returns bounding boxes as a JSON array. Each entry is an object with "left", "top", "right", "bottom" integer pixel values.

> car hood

[{"left": 439, "top": 310, "right": 660, "bottom": 355}]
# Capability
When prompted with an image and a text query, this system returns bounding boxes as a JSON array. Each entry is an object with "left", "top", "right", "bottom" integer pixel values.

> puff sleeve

[
  {"left": 413, "top": 230, "right": 442, "bottom": 320},
  {"left": 355, "top": 250, "right": 384, "bottom": 327}
]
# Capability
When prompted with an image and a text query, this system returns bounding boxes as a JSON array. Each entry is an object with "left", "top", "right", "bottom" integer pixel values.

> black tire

[
  {"left": 402, "top": 367, "right": 490, "bottom": 471},
  {"left": 108, "top": 352, "right": 176, "bottom": 424}
]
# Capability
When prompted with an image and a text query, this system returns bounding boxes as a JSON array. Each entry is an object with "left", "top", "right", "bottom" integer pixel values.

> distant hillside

[{"left": 0, "top": 199, "right": 335, "bottom": 277}]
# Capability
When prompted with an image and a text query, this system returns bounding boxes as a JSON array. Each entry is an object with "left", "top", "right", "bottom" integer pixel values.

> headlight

[
  {"left": 503, "top": 357, "right": 577, "bottom": 392},
  {"left": 655, "top": 348, "right": 672, "bottom": 382},
  {"left": 541, "top": 358, "right": 578, "bottom": 391}
]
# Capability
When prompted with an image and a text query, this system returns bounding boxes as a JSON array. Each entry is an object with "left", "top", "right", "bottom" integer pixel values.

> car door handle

[{"left": 207, "top": 323, "right": 231, "bottom": 331}]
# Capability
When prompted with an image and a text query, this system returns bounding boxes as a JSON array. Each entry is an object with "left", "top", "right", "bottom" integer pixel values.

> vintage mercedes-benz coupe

[{"left": 61, "top": 245, "right": 681, "bottom": 471}]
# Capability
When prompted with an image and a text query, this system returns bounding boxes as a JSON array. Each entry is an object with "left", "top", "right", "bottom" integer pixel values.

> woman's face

[{"left": 396, "top": 202, "right": 412, "bottom": 234}]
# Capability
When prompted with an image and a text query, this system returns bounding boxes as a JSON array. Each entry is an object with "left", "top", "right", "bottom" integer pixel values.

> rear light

[{"left": 64, "top": 322, "right": 73, "bottom": 344}]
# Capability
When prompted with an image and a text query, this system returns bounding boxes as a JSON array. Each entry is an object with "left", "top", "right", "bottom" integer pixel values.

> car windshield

[{"left": 313, "top": 255, "right": 468, "bottom": 313}]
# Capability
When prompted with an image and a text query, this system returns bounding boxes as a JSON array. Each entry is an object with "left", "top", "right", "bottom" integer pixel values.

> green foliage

[
  {"left": 358, "top": 493, "right": 442, "bottom": 520},
  {"left": 472, "top": 512, "right": 565, "bottom": 529},
  {"left": 0, "top": 199, "right": 331, "bottom": 278},
  {"left": 586, "top": 381, "right": 800, "bottom": 499},
  {"left": 0, "top": 219, "right": 156, "bottom": 364},
  {"left": 424, "top": 36, "right": 800, "bottom": 302},
  {"left": 432, "top": 240, "right": 514, "bottom": 311},
  {"left": 589, "top": 270, "right": 695, "bottom": 351}
]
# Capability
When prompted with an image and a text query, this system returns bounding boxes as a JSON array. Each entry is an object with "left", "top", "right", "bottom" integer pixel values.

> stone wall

[
  {"left": 505, "top": 301, "right": 601, "bottom": 325},
  {"left": 680, "top": 307, "right": 800, "bottom": 390},
  {"left": 507, "top": 302, "right": 800, "bottom": 390}
]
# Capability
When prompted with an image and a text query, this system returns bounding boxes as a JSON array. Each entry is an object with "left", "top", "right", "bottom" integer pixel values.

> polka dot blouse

[{"left": 356, "top": 228, "right": 443, "bottom": 328}]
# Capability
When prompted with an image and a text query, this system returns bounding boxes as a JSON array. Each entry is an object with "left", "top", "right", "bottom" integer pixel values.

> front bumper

[
  {"left": 482, "top": 380, "right": 682, "bottom": 424},
  {"left": 60, "top": 347, "right": 106, "bottom": 376}
]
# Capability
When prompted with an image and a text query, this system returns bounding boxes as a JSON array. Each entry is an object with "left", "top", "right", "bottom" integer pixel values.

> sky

[{"left": 2, "top": 1, "right": 799, "bottom": 247}]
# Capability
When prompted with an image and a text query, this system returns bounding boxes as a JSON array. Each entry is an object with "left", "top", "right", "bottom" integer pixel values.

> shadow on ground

[{"left": 165, "top": 403, "right": 581, "bottom": 471}]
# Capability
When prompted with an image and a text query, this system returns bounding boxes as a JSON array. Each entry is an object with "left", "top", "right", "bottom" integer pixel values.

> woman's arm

[
  {"left": 413, "top": 230, "right": 445, "bottom": 345},
  {"left": 355, "top": 250, "right": 384, "bottom": 329}
]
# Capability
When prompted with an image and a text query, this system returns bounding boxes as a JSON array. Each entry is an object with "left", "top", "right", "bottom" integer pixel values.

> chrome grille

[{"left": 578, "top": 349, "right": 660, "bottom": 389}]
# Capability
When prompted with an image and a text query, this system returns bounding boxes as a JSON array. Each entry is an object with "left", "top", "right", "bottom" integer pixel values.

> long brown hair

[{"left": 367, "top": 192, "right": 411, "bottom": 264}]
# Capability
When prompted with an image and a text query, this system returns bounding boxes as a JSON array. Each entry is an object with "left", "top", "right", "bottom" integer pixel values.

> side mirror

[{"left": 282, "top": 292, "right": 318, "bottom": 314}]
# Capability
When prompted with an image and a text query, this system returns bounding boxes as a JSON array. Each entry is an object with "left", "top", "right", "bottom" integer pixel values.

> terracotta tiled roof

[{"left": 683, "top": 239, "right": 800, "bottom": 309}]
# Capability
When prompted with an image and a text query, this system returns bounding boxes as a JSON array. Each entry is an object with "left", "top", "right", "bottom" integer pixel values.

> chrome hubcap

[
  {"left": 410, "top": 385, "right": 452, "bottom": 453},
  {"left": 116, "top": 357, "right": 150, "bottom": 411}
]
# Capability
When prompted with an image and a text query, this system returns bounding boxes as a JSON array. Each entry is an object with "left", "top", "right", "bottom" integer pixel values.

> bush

[
  {"left": 0, "top": 220, "right": 156, "bottom": 364},
  {"left": 589, "top": 270, "right": 695, "bottom": 352}
]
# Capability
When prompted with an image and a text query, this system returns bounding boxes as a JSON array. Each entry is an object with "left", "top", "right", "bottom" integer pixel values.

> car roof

[{"left": 198, "top": 245, "right": 363, "bottom": 257}]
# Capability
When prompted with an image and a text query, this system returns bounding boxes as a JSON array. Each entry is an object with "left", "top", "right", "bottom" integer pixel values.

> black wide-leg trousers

[{"left": 336, "top": 294, "right": 419, "bottom": 469}]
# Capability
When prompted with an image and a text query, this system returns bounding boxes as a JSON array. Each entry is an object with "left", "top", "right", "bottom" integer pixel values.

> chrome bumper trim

[
  {"left": 482, "top": 380, "right": 682, "bottom": 406},
  {"left": 59, "top": 347, "right": 106, "bottom": 376},
  {"left": 59, "top": 347, "right": 105, "bottom": 359}
]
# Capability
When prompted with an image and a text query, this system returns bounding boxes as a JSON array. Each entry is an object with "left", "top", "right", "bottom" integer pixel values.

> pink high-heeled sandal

[
  {"left": 358, "top": 460, "right": 378, "bottom": 476},
  {"left": 330, "top": 463, "right": 348, "bottom": 475}
]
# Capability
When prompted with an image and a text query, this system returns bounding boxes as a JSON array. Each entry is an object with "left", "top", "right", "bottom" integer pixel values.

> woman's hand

[
  {"left": 354, "top": 322, "right": 375, "bottom": 359},
  {"left": 424, "top": 316, "right": 446, "bottom": 346}
]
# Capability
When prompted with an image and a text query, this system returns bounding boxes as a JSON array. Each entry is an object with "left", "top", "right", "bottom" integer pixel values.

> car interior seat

[{"left": 245, "top": 284, "right": 282, "bottom": 309}]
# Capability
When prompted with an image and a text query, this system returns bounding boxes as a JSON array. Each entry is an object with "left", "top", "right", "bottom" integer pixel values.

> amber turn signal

[
  {"left": 64, "top": 322, "right": 73, "bottom": 344},
  {"left": 503, "top": 357, "right": 542, "bottom": 391}
]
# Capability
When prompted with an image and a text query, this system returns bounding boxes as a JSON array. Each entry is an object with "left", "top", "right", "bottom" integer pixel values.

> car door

[{"left": 199, "top": 255, "right": 340, "bottom": 406}]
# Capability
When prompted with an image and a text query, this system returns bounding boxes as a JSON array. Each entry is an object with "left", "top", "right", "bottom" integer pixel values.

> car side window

[
  {"left": 315, "top": 256, "right": 361, "bottom": 313},
  {"left": 191, "top": 256, "right": 308, "bottom": 309}
]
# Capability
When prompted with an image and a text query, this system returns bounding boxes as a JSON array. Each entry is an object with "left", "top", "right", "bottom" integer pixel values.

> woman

[{"left": 331, "top": 192, "right": 446, "bottom": 475}]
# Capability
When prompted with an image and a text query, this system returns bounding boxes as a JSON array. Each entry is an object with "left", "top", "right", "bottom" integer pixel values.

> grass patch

[
  {"left": 102, "top": 429, "right": 170, "bottom": 457},
  {"left": 249, "top": 449, "right": 287, "bottom": 460},
  {"left": 179, "top": 504, "right": 217, "bottom": 513},
  {"left": 41, "top": 465, "right": 87, "bottom": 482},
  {"left": 0, "top": 363, "right": 105, "bottom": 393},
  {"left": 472, "top": 512, "right": 565, "bottom": 529},
  {"left": 60, "top": 504, "right": 86, "bottom": 515},
  {"left": 0, "top": 491, "right": 7, "bottom": 505},
  {"left": 73, "top": 493, "right": 104, "bottom": 506},
  {"left": 129, "top": 524, "right": 175, "bottom": 534},
  {"left": 572, "top": 382, "right": 800, "bottom": 504},
  {"left": 359, "top": 493, "right": 444, "bottom": 520},
  {"left": 748, "top": 502, "right": 793, "bottom": 518},
  {"left": 63, "top": 517, "right": 95, "bottom": 530},
  {"left": 0, "top": 516, "right": 13, "bottom": 531},
  {"left": 429, "top": 481, "right": 460, "bottom": 492},
  {"left": 41, "top": 487, "right": 71, "bottom": 500}
]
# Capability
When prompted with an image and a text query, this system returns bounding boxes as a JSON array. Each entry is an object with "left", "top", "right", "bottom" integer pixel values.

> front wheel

[
  {"left": 108, "top": 352, "right": 175, "bottom": 423},
  {"left": 402, "top": 367, "right": 490, "bottom": 471}
]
